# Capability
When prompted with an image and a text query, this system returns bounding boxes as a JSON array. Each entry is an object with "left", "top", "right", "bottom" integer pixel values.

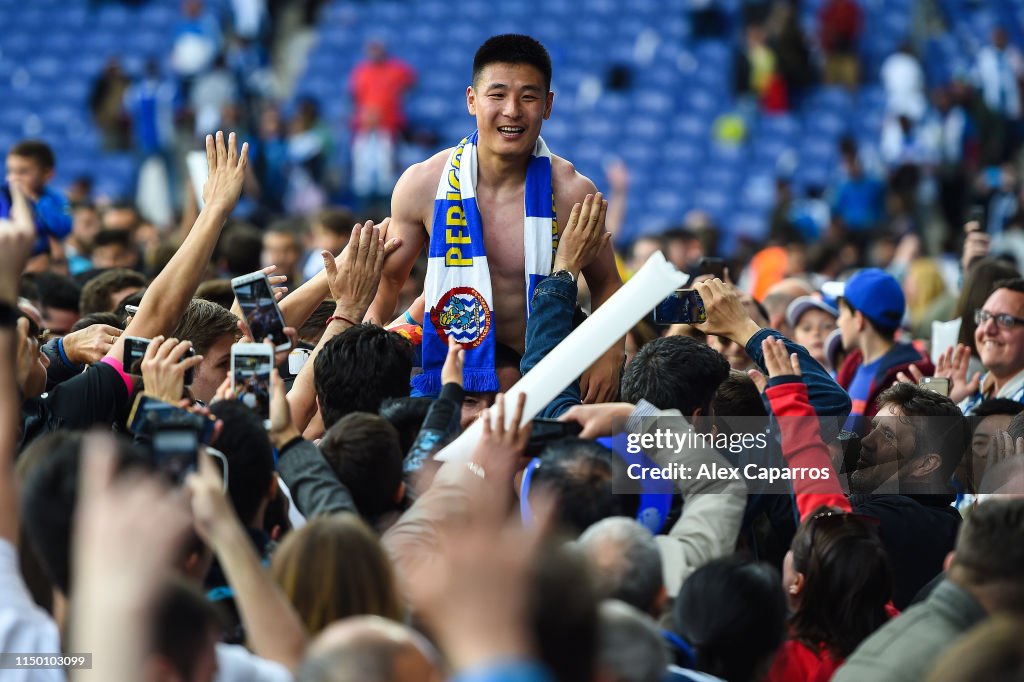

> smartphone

[
  {"left": 152, "top": 425, "right": 200, "bottom": 484},
  {"left": 526, "top": 418, "right": 583, "bottom": 456},
  {"left": 920, "top": 376, "right": 950, "bottom": 397},
  {"left": 231, "top": 343, "right": 273, "bottom": 429},
  {"left": 123, "top": 335, "right": 196, "bottom": 386},
  {"left": 124, "top": 304, "right": 139, "bottom": 315},
  {"left": 653, "top": 289, "right": 707, "bottom": 325},
  {"left": 231, "top": 272, "right": 291, "bottom": 352},
  {"left": 127, "top": 393, "right": 217, "bottom": 442},
  {"left": 698, "top": 257, "right": 726, "bottom": 279}
]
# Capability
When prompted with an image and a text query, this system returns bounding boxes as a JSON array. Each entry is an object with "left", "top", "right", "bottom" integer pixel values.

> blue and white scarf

[{"left": 412, "top": 130, "right": 557, "bottom": 396}]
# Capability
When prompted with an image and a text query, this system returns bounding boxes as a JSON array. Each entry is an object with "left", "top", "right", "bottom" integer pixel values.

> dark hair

[
  {"left": 172, "top": 298, "right": 242, "bottom": 356},
  {"left": 217, "top": 222, "right": 264, "bottom": 277},
  {"left": 316, "top": 207, "right": 355, "bottom": 236},
  {"left": 28, "top": 272, "right": 81, "bottom": 314},
  {"left": 673, "top": 557, "right": 787, "bottom": 682},
  {"left": 379, "top": 397, "right": 433, "bottom": 455},
  {"left": 839, "top": 297, "right": 897, "bottom": 342},
  {"left": 265, "top": 219, "right": 304, "bottom": 250},
  {"left": 208, "top": 401, "right": 276, "bottom": 526},
  {"left": 621, "top": 336, "right": 730, "bottom": 416},
  {"left": 712, "top": 371, "right": 767, "bottom": 418},
  {"left": 956, "top": 259, "right": 1020, "bottom": 353},
  {"left": 313, "top": 324, "right": 412, "bottom": 430},
  {"left": 789, "top": 508, "right": 892, "bottom": 658},
  {"left": 71, "top": 312, "right": 123, "bottom": 333},
  {"left": 78, "top": 268, "right": 148, "bottom": 314},
  {"left": 532, "top": 438, "right": 632, "bottom": 536},
  {"left": 298, "top": 299, "right": 335, "bottom": 346},
  {"left": 993, "top": 278, "right": 1024, "bottom": 296},
  {"left": 9, "top": 139, "right": 55, "bottom": 170},
  {"left": 875, "top": 382, "right": 968, "bottom": 482},
  {"left": 473, "top": 34, "right": 552, "bottom": 91},
  {"left": 973, "top": 398, "right": 1023, "bottom": 422},
  {"left": 195, "top": 279, "right": 237, "bottom": 310},
  {"left": 952, "top": 499, "right": 1024, "bottom": 610},
  {"left": 319, "top": 412, "right": 404, "bottom": 520},
  {"left": 92, "top": 228, "right": 135, "bottom": 251},
  {"left": 154, "top": 579, "right": 224, "bottom": 680},
  {"left": 20, "top": 432, "right": 149, "bottom": 593}
]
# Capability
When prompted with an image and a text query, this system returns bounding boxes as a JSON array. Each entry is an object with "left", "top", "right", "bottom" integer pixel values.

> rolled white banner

[{"left": 435, "top": 250, "right": 688, "bottom": 462}]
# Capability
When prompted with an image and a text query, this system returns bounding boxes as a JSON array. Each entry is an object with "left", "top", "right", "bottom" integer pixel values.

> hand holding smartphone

[
  {"left": 231, "top": 271, "right": 291, "bottom": 351},
  {"left": 123, "top": 336, "right": 196, "bottom": 385},
  {"left": 653, "top": 289, "right": 708, "bottom": 325},
  {"left": 231, "top": 343, "right": 273, "bottom": 429}
]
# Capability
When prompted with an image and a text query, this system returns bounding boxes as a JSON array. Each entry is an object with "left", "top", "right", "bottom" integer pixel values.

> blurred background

[{"left": 0, "top": 0, "right": 1022, "bottom": 267}]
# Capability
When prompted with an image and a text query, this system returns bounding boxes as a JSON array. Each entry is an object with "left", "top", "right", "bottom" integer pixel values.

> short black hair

[
  {"left": 92, "top": 228, "right": 135, "bottom": 251},
  {"left": 78, "top": 267, "right": 148, "bottom": 314},
  {"left": 532, "top": 438, "right": 633, "bottom": 537},
  {"left": 216, "top": 222, "right": 264, "bottom": 278},
  {"left": 379, "top": 397, "right": 433, "bottom": 455},
  {"left": 28, "top": 272, "right": 81, "bottom": 314},
  {"left": 673, "top": 557, "right": 787, "bottom": 682},
  {"left": 208, "top": 401, "right": 276, "bottom": 527},
  {"left": 473, "top": 34, "right": 552, "bottom": 91},
  {"left": 71, "top": 311, "right": 123, "bottom": 333},
  {"left": 875, "top": 382, "right": 968, "bottom": 481},
  {"left": 9, "top": 139, "right": 56, "bottom": 170},
  {"left": 313, "top": 324, "right": 412, "bottom": 430},
  {"left": 21, "top": 432, "right": 150, "bottom": 594},
  {"left": 621, "top": 336, "right": 730, "bottom": 416},
  {"left": 319, "top": 412, "right": 404, "bottom": 520},
  {"left": 154, "top": 579, "right": 224, "bottom": 681}
]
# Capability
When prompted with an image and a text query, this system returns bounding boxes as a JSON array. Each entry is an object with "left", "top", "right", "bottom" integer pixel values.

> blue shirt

[
  {"left": 843, "top": 356, "right": 882, "bottom": 431},
  {"left": 0, "top": 185, "right": 71, "bottom": 256}
]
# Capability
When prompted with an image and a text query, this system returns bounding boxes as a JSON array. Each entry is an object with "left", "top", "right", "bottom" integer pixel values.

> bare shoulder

[
  {"left": 552, "top": 154, "right": 598, "bottom": 199},
  {"left": 551, "top": 153, "right": 599, "bottom": 217},
  {"left": 392, "top": 148, "right": 454, "bottom": 227}
]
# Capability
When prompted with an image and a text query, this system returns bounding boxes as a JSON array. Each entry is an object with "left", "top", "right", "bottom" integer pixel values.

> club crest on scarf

[{"left": 430, "top": 286, "right": 492, "bottom": 348}]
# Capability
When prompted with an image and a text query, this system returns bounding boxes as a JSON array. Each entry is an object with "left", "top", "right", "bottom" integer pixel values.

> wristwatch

[{"left": 550, "top": 269, "right": 576, "bottom": 284}]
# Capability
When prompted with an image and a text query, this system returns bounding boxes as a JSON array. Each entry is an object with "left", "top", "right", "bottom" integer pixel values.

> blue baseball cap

[{"left": 822, "top": 268, "right": 905, "bottom": 331}]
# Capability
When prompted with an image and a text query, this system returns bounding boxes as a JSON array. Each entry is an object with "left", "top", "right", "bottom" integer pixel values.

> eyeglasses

[{"left": 975, "top": 309, "right": 1024, "bottom": 330}]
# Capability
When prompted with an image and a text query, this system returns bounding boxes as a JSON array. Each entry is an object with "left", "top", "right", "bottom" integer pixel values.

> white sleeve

[
  {"left": 215, "top": 643, "right": 293, "bottom": 682},
  {"left": 0, "top": 540, "right": 66, "bottom": 682}
]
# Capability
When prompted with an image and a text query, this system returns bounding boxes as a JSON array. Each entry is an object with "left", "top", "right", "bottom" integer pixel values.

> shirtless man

[{"left": 367, "top": 34, "right": 623, "bottom": 402}]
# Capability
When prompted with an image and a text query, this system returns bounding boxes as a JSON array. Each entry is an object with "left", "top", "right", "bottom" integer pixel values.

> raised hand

[
  {"left": 748, "top": 336, "right": 801, "bottom": 392},
  {"left": 0, "top": 184, "right": 36, "bottom": 302},
  {"left": 202, "top": 131, "right": 249, "bottom": 213},
  {"left": 553, "top": 192, "right": 611, "bottom": 278},
  {"left": 140, "top": 336, "right": 204, "bottom": 403},
  {"left": 323, "top": 219, "right": 393, "bottom": 324},
  {"left": 61, "top": 323, "right": 123, "bottom": 365},
  {"left": 470, "top": 392, "right": 532, "bottom": 486},
  {"left": 559, "top": 402, "right": 635, "bottom": 439},
  {"left": 935, "top": 343, "right": 980, "bottom": 404},
  {"left": 441, "top": 334, "right": 466, "bottom": 387},
  {"left": 693, "top": 278, "right": 762, "bottom": 346}
]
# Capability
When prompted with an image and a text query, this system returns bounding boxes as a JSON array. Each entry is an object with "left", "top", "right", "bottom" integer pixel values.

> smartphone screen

[
  {"left": 127, "top": 394, "right": 215, "bottom": 442},
  {"left": 233, "top": 274, "right": 289, "bottom": 348},
  {"left": 152, "top": 426, "right": 199, "bottom": 484},
  {"left": 653, "top": 289, "right": 707, "bottom": 325},
  {"left": 232, "top": 348, "right": 273, "bottom": 426},
  {"left": 123, "top": 336, "right": 195, "bottom": 385}
]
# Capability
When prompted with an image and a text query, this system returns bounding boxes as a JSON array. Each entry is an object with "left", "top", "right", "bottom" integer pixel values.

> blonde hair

[
  {"left": 905, "top": 258, "right": 948, "bottom": 324},
  {"left": 270, "top": 514, "right": 402, "bottom": 634}
]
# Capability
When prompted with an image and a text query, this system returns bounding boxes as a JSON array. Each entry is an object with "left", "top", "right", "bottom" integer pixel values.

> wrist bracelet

[
  {"left": 327, "top": 313, "right": 359, "bottom": 327},
  {"left": 0, "top": 301, "right": 18, "bottom": 329},
  {"left": 57, "top": 337, "right": 74, "bottom": 367}
]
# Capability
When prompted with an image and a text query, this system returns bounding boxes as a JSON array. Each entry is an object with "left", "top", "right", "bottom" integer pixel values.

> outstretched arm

[{"left": 107, "top": 132, "right": 247, "bottom": 364}]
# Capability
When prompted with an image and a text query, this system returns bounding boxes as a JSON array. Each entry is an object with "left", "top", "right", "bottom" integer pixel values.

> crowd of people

[{"left": 5, "top": 6, "right": 1024, "bottom": 682}]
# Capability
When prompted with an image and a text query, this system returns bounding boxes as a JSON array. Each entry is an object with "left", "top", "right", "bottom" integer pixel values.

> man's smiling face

[
  {"left": 976, "top": 287, "right": 1024, "bottom": 382},
  {"left": 467, "top": 62, "right": 552, "bottom": 156}
]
